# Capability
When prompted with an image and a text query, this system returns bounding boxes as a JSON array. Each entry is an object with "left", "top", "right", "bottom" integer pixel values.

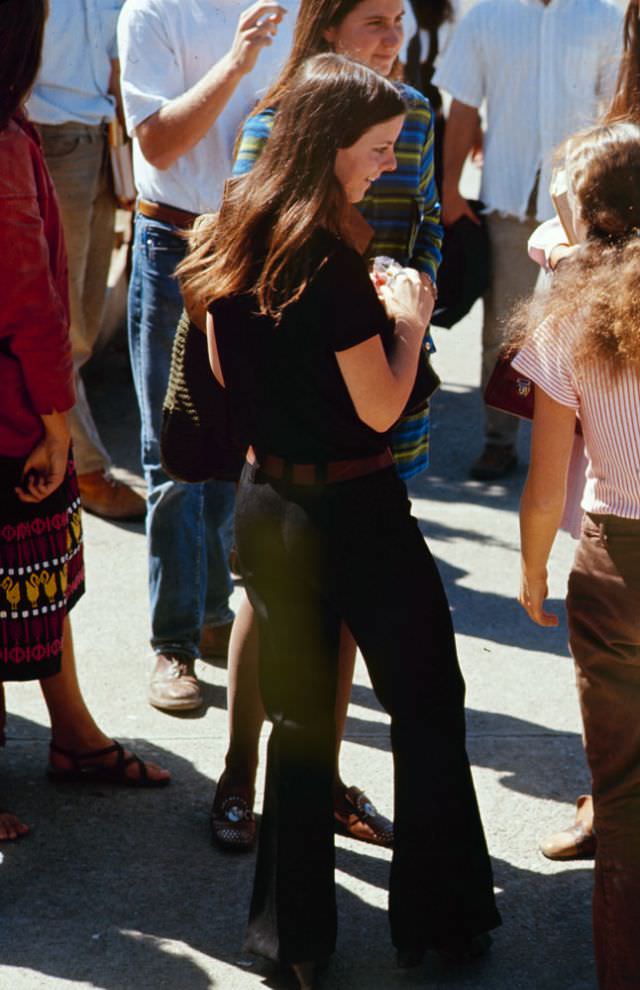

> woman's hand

[
  {"left": 549, "top": 243, "right": 579, "bottom": 271},
  {"left": 518, "top": 565, "right": 559, "bottom": 627},
  {"left": 336, "top": 269, "right": 432, "bottom": 432},
  {"left": 15, "top": 410, "right": 71, "bottom": 504},
  {"left": 380, "top": 268, "right": 434, "bottom": 335}
]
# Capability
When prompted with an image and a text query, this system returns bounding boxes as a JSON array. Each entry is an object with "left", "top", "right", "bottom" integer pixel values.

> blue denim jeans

[{"left": 128, "top": 214, "right": 235, "bottom": 660}]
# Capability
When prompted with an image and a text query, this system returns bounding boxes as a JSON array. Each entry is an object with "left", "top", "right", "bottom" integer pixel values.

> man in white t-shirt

[
  {"left": 433, "top": 0, "right": 621, "bottom": 480},
  {"left": 117, "top": 0, "right": 293, "bottom": 711}
]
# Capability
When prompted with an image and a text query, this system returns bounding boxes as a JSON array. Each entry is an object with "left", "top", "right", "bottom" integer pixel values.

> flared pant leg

[
  {"left": 235, "top": 465, "right": 500, "bottom": 964},
  {"left": 334, "top": 476, "right": 499, "bottom": 951}
]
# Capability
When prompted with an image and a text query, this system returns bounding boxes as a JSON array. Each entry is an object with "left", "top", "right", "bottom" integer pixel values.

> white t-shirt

[
  {"left": 433, "top": 0, "right": 622, "bottom": 221},
  {"left": 117, "top": 0, "right": 298, "bottom": 214}
]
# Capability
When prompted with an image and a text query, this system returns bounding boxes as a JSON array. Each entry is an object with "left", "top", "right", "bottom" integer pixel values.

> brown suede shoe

[
  {"left": 469, "top": 443, "right": 518, "bottom": 481},
  {"left": 334, "top": 785, "right": 393, "bottom": 847},
  {"left": 199, "top": 620, "right": 233, "bottom": 661},
  {"left": 77, "top": 470, "right": 146, "bottom": 521},
  {"left": 210, "top": 773, "right": 256, "bottom": 851},
  {"left": 148, "top": 654, "right": 203, "bottom": 712},
  {"left": 540, "top": 794, "right": 596, "bottom": 860}
]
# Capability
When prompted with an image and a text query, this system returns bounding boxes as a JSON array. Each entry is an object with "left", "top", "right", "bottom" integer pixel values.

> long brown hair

[
  {"left": 511, "top": 122, "right": 640, "bottom": 369},
  {"left": 0, "top": 0, "right": 47, "bottom": 130},
  {"left": 604, "top": 0, "right": 640, "bottom": 124},
  {"left": 178, "top": 54, "right": 406, "bottom": 321}
]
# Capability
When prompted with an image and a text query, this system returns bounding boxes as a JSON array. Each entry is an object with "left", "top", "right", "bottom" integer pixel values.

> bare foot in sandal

[
  {"left": 0, "top": 810, "right": 30, "bottom": 841},
  {"left": 48, "top": 739, "right": 171, "bottom": 787}
]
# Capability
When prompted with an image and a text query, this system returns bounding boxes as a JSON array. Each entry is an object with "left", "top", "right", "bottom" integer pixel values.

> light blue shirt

[{"left": 28, "top": 0, "right": 124, "bottom": 126}]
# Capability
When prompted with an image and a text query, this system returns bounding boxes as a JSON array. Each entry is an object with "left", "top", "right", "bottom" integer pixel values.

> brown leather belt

[
  {"left": 137, "top": 198, "right": 199, "bottom": 229},
  {"left": 246, "top": 446, "right": 394, "bottom": 485}
]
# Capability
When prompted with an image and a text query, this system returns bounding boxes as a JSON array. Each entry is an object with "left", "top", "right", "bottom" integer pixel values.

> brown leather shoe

[
  {"left": 540, "top": 794, "right": 596, "bottom": 860},
  {"left": 469, "top": 443, "right": 517, "bottom": 481},
  {"left": 334, "top": 785, "right": 393, "bottom": 847},
  {"left": 77, "top": 470, "right": 146, "bottom": 521},
  {"left": 210, "top": 773, "right": 256, "bottom": 851},
  {"left": 199, "top": 620, "right": 233, "bottom": 661},
  {"left": 148, "top": 654, "right": 203, "bottom": 712}
]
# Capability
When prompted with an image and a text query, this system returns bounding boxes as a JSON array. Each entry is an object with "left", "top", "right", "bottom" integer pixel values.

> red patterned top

[{"left": 0, "top": 113, "right": 74, "bottom": 458}]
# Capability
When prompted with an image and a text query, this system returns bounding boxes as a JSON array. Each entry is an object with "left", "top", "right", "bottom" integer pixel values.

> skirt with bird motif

[{"left": 0, "top": 452, "right": 85, "bottom": 681}]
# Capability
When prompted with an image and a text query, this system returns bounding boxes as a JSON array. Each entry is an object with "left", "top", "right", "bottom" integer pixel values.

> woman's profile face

[
  {"left": 334, "top": 113, "right": 405, "bottom": 202},
  {"left": 323, "top": 0, "right": 405, "bottom": 78}
]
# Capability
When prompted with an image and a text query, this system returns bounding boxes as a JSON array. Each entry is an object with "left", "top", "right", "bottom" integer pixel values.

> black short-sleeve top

[{"left": 210, "top": 229, "right": 397, "bottom": 462}]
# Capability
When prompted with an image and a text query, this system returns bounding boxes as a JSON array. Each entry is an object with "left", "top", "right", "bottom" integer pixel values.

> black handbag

[
  {"left": 484, "top": 351, "right": 582, "bottom": 436},
  {"left": 404, "top": 347, "right": 441, "bottom": 413},
  {"left": 160, "top": 309, "right": 245, "bottom": 483},
  {"left": 432, "top": 200, "right": 490, "bottom": 330}
]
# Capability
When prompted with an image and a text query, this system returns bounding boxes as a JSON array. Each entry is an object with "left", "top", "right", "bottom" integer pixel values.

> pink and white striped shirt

[{"left": 513, "top": 316, "right": 640, "bottom": 519}]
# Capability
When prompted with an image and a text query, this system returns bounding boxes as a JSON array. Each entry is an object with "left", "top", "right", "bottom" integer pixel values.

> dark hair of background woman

[
  {"left": 0, "top": 0, "right": 47, "bottom": 131},
  {"left": 409, "top": 0, "right": 453, "bottom": 33},
  {"left": 178, "top": 53, "right": 406, "bottom": 319},
  {"left": 605, "top": 0, "right": 640, "bottom": 123}
]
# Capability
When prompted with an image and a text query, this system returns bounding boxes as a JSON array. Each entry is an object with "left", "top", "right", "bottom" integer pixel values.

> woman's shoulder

[
  {"left": 234, "top": 107, "right": 277, "bottom": 175},
  {"left": 312, "top": 229, "right": 367, "bottom": 272},
  {"left": 395, "top": 83, "right": 434, "bottom": 138},
  {"left": 244, "top": 106, "right": 277, "bottom": 135},
  {"left": 517, "top": 312, "right": 582, "bottom": 369},
  {"left": 396, "top": 82, "right": 433, "bottom": 116}
]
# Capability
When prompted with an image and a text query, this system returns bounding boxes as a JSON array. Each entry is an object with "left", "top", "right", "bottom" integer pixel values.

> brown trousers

[{"left": 567, "top": 513, "right": 640, "bottom": 990}]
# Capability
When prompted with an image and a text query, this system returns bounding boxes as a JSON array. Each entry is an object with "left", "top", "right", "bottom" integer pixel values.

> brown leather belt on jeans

[
  {"left": 137, "top": 198, "right": 199, "bottom": 229},
  {"left": 246, "top": 446, "right": 394, "bottom": 485}
]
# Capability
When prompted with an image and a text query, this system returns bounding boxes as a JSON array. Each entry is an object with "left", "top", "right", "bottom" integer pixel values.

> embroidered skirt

[{"left": 0, "top": 453, "right": 85, "bottom": 681}]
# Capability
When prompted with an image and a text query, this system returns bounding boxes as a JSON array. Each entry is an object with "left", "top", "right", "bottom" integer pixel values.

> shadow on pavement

[
  {"left": 342, "top": 700, "right": 588, "bottom": 805},
  {"left": 1, "top": 714, "right": 240, "bottom": 989},
  {"left": 408, "top": 543, "right": 572, "bottom": 659},
  {"left": 410, "top": 378, "right": 531, "bottom": 509},
  {"left": 331, "top": 848, "right": 596, "bottom": 990},
  {"left": 1, "top": 712, "right": 595, "bottom": 990}
]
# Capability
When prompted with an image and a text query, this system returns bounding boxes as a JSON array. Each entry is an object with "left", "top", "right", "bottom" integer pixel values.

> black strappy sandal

[{"left": 47, "top": 741, "right": 170, "bottom": 788}]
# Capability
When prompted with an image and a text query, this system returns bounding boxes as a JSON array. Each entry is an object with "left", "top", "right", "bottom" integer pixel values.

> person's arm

[
  {"left": 232, "top": 110, "right": 274, "bottom": 176},
  {"left": 0, "top": 190, "right": 74, "bottom": 422},
  {"left": 0, "top": 138, "right": 75, "bottom": 501},
  {"left": 336, "top": 269, "right": 433, "bottom": 432},
  {"left": 519, "top": 388, "right": 576, "bottom": 626},
  {"left": 409, "top": 102, "right": 443, "bottom": 284},
  {"left": 440, "top": 99, "right": 482, "bottom": 226},
  {"left": 133, "top": 1, "right": 285, "bottom": 171},
  {"left": 15, "top": 410, "right": 71, "bottom": 504}
]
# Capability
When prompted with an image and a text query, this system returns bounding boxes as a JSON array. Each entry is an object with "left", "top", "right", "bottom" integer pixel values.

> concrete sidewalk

[{"left": 0, "top": 296, "right": 594, "bottom": 990}]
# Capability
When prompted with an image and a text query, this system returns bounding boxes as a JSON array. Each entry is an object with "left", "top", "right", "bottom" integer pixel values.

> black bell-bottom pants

[{"left": 235, "top": 462, "right": 501, "bottom": 964}]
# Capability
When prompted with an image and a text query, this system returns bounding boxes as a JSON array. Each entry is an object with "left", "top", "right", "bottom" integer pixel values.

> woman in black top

[{"left": 179, "top": 54, "right": 499, "bottom": 989}]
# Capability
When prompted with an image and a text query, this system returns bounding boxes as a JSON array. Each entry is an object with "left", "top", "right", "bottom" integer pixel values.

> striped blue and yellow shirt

[{"left": 233, "top": 83, "right": 442, "bottom": 480}]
